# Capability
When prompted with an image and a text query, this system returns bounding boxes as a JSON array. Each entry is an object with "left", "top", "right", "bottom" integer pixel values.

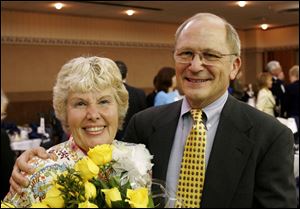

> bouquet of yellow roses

[{"left": 28, "top": 142, "right": 154, "bottom": 208}]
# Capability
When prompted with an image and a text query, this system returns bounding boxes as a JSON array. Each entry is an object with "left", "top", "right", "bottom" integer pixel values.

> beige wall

[
  {"left": 1, "top": 44, "right": 174, "bottom": 93},
  {"left": 1, "top": 10, "right": 178, "bottom": 95},
  {"left": 1, "top": 10, "right": 299, "bottom": 95},
  {"left": 1, "top": 10, "right": 177, "bottom": 43},
  {"left": 243, "top": 26, "right": 299, "bottom": 48}
]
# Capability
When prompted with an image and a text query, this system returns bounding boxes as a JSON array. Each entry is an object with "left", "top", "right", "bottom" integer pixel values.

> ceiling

[{"left": 1, "top": 1, "right": 299, "bottom": 30}]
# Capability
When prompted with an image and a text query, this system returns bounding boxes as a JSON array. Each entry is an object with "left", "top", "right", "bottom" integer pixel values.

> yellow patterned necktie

[{"left": 176, "top": 109, "right": 206, "bottom": 208}]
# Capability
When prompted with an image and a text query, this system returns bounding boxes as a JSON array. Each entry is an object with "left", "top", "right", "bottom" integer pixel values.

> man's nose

[{"left": 190, "top": 53, "right": 205, "bottom": 71}]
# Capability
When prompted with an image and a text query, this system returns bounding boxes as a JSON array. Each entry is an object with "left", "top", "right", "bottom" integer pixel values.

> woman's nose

[{"left": 86, "top": 105, "right": 100, "bottom": 121}]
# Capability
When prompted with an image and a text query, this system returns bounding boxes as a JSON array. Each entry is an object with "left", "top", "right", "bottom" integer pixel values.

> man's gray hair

[{"left": 266, "top": 60, "right": 280, "bottom": 72}]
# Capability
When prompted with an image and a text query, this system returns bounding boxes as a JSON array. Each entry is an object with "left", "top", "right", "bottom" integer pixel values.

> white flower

[{"left": 112, "top": 140, "right": 153, "bottom": 189}]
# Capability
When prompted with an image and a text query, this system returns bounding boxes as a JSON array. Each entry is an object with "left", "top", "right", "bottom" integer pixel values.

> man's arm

[{"left": 9, "top": 147, "right": 54, "bottom": 193}]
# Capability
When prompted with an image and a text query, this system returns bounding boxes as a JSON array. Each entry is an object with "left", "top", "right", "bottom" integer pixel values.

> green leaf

[
  {"left": 99, "top": 179, "right": 110, "bottom": 189},
  {"left": 119, "top": 181, "right": 132, "bottom": 199},
  {"left": 108, "top": 176, "right": 120, "bottom": 188},
  {"left": 111, "top": 200, "right": 130, "bottom": 208},
  {"left": 90, "top": 178, "right": 101, "bottom": 187},
  {"left": 147, "top": 195, "right": 155, "bottom": 208}
]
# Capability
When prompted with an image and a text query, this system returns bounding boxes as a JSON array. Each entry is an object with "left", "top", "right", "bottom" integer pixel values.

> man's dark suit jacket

[
  {"left": 271, "top": 77, "right": 286, "bottom": 117},
  {"left": 284, "top": 80, "right": 299, "bottom": 118},
  {"left": 116, "top": 83, "right": 146, "bottom": 140},
  {"left": 124, "top": 95, "right": 297, "bottom": 207}
]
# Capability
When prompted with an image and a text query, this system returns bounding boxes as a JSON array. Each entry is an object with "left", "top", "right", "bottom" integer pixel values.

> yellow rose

[
  {"left": 42, "top": 186, "right": 64, "bottom": 208},
  {"left": 87, "top": 144, "right": 113, "bottom": 166},
  {"left": 84, "top": 181, "right": 97, "bottom": 199},
  {"left": 1, "top": 202, "right": 15, "bottom": 208},
  {"left": 101, "top": 187, "right": 122, "bottom": 208},
  {"left": 126, "top": 187, "right": 149, "bottom": 208},
  {"left": 78, "top": 200, "right": 98, "bottom": 208},
  {"left": 75, "top": 157, "right": 99, "bottom": 182},
  {"left": 30, "top": 202, "right": 49, "bottom": 208}
]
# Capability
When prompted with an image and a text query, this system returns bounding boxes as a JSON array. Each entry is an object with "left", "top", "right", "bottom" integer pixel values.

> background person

[
  {"left": 284, "top": 65, "right": 299, "bottom": 119},
  {"left": 266, "top": 60, "right": 286, "bottom": 117},
  {"left": 114, "top": 60, "right": 146, "bottom": 141},
  {"left": 229, "top": 70, "right": 249, "bottom": 102},
  {"left": 1, "top": 89, "right": 16, "bottom": 200},
  {"left": 146, "top": 75, "right": 158, "bottom": 108},
  {"left": 255, "top": 72, "right": 276, "bottom": 116},
  {"left": 154, "top": 67, "right": 181, "bottom": 106},
  {"left": 284, "top": 65, "right": 299, "bottom": 145}
]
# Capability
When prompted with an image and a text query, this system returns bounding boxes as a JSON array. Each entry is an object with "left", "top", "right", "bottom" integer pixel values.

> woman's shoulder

[
  {"left": 258, "top": 88, "right": 269, "bottom": 96},
  {"left": 154, "top": 91, "right": 169, "bottom": 106},
  {"left": 156, "top": 91, "right": 168, "bottom": 98},
  {"left": 46, "top": 138, "right": 84, "bottom": 161}
]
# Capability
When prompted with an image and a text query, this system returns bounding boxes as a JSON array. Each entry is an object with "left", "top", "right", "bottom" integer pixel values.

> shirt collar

[{"left": 180, "top": 91, "right": 228, "bottom": 124}]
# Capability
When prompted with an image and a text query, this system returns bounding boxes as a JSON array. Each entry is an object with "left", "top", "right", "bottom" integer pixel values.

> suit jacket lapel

[
  {"left": 201, "top": 96, "right": 255, "bottom": 207},
  {"left": 149, "top": 101, "right": 182, "bottom": 181}
]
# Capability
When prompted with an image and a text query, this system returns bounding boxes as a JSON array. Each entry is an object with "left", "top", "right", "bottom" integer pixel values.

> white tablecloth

[
  {"left": 295, "top": 152, "right": 299, "bottom": 178},
  {"left": 277, "top": 117, "right": 298, "bottom": 134},
  {"left": 10, "top": 139, "right": 42, "bottom": 151}
]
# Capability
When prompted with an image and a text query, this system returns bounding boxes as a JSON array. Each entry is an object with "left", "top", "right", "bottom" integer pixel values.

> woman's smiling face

[{"left": 66, "top": 88, "right": 119, "bottom": 151}]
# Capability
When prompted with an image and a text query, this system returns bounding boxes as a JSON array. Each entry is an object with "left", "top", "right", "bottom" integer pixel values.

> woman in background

[
  {"left": 256, "top": 72, "right": 276, "bottom": 116},
  {"left": 154, "top": 67, "right": 181, "bottom": 106}
]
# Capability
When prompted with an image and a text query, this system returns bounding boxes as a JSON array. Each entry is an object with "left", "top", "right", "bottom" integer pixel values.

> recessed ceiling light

[
  {"left": 237, "top": 1, "right": 247, "bottom": 7},
  {"left": 54, "top": 3, "right": 64, "bottom": 10},
  {"left": 125, "top": 10, "right": 135, "bottom": 16},
  {"left": 260, "top": 24, "right": 269, "bottom": 30}
]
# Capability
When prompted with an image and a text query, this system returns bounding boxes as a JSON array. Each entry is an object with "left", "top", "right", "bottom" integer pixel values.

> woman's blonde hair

[
  {"left": 53, "top": 56, "right": 129, "bottom": 132},
  {"left": 257, "top": 72, "right": 272, "bottom": 89}
]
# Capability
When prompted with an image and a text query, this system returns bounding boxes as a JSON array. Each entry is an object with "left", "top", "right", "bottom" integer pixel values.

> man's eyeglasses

[{"left": 174, "top": 50, "right": 238, "bottom": 64}]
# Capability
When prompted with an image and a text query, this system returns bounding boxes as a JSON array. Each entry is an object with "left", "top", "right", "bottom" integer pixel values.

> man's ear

[{"left": 230, "top": 57, "right": 242, "bottom": 80}]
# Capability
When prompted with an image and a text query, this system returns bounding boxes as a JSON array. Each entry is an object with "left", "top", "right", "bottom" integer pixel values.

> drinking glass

[{"left": 151, "top": 179, "right": 184, "bottom": 208}]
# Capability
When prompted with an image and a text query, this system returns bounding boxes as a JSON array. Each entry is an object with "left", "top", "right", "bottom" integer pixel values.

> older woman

[{"left": 3, "top": 56, "right": 151, "bottom": 207}]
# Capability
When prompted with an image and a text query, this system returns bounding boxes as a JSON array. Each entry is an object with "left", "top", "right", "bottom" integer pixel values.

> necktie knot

[{"left": 190, "top": 109, "right": 203, "bottom": 123}]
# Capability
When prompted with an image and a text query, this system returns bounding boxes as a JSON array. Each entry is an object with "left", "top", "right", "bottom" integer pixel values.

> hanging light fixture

[
  {"left": 260, "top": 24, "right": 269, "bottom": 30},
  {"left": 237, "top": 1, "right": 247, "bottom": 7},
  {"left": 125, "top": 10, "right": 136, "bottom": 16},
  {"left": 54, "top": 2, "right": 64, "bottom": 10}
]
